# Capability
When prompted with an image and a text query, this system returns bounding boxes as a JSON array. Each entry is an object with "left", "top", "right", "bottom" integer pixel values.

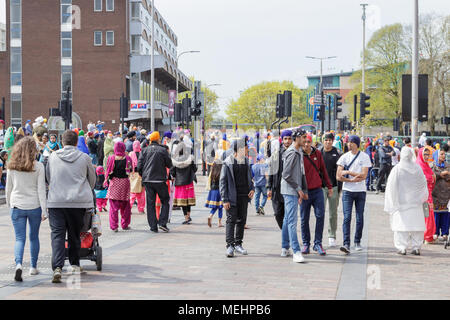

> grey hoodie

[
  {"left": 280, "top": 144, "right": 308, "bottom": 196},
  {"left": 46, "top": 146, "right": 96, "bottom": 208}
]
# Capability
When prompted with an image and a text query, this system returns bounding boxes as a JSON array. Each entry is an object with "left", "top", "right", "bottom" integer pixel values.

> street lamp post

[
  {"left": 150, "top": 0, "right": 155, "bottom": 132},
  {"left": 361, "top": 3, "right": 368, "bottom": 139},
  {"left": 305, "top": 56, "right": 337, "bottom": 133},
  {"left": 411, "top": 0, "right": 419, "bottom": 147}
]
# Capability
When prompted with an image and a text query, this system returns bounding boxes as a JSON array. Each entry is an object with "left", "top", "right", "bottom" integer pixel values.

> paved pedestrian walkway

[{"left": 0, "top": 175, "right": 448, "bottom": 300}]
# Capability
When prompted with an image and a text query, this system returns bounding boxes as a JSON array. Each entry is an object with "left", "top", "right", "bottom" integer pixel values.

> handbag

[
  {"left": 130, "top": 171, "right": 143, "bottom": 193},
  {"left": 423, "top": 202, "right": 430, "bottom": 218}
]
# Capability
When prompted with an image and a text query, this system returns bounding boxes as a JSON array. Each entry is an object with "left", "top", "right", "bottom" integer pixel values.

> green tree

[
  {"left": 225, "top": 81, "right": 311, "bottom": 130},
  {"left": 347, "top": 24, "right": 409, "bottom": 127}
]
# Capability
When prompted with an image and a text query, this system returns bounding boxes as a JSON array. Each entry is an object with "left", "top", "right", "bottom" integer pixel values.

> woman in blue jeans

[{"left": 6, "top": 137, "right": 47, "bottom": 281}]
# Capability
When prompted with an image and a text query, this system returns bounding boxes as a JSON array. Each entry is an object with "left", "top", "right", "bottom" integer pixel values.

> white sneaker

[
  {"left": 68, "top": 265, "right": 85, "bottom": 275},
  {"left": 29, "top": 267, "right": 39, "bottom": 275},
  {"left": 354, "top": 243, "right": 363, "bottom": 251},
  {"left": 281, "top": 248, "right": 291, "bottom": 257},
  {"left": 293, "top": 251, "right": 305, "bottom": 263},
  {"left": 433, "top": 234, "right": 438, "bottom": 241},
  {"left": 328, "top": 238, "right": 336, "bottom": 247}
]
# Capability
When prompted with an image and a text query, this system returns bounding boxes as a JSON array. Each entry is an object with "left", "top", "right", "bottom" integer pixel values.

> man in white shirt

[{"left": 336, "top": 135, "right": 372, "bottom": 254}]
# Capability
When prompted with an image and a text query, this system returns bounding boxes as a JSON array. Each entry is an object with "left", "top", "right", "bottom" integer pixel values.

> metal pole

[
  {"left": 361, "top": 4, "right": 367, "bottom": 94},
  {"left": 150, "top": 0, "right": 155, "bottom": 132},
  {"left": 411, "top": 0, "right": 419, "bottom": 147}
]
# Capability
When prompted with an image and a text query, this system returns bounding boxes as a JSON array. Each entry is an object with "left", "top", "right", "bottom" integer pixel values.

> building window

[
  {"left": 131, "top": 2, "right": 139, "bottom": 20},
  {"left": 106, "top": 0, "right": 114, "bottom": 11},
  {"left": 131, "top": 35, "right": 140, "bottom": 52},
  {"left": 94, "top": 31, "right": 102, "bottom": 46},
  {"left": 61, "top": 4, "right": 72, "bottom": 24},
  {"left": 94, "top": 0, "right": 102, "bottom": 11},
  {"left": 106, "top": 31, "right": 114, "bottom": 46},
  {"left": 61, "top": 39, "right": 71, "bottom": 57}
]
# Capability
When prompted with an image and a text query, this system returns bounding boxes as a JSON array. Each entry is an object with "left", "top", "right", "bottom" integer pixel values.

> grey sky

[{"left": 156, "top": 0, "right": 449, "bottom": 116}]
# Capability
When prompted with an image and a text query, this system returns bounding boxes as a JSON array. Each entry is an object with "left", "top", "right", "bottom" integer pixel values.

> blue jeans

[
  {"left": 10, "top": 207, "right": 42, "bottom": 268},
  {"left": 300, "top": 187, "right": 325, "bottom": 246},
  {"left": 255, "top": 186, "right": 268, "bottom": 210},
  {"left": 282, "top": 194, "right": 301, "bottom": 253},
  {"left": 89, "top": 153, "right": 98, "bottom": 165},
  {"left": 342, "top": 191, "right": 366, "bottom": 247}
]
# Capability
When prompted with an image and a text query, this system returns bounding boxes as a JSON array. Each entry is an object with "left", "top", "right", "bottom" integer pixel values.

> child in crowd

[
  {"left": 252, "top": 154, "right": 268, "bottom": 215},
  {"left": 205, "top": 161, "right": 223, "bottom": 228},
  {"left": 94, "top": 166, "right": 108, "bottom": 212}
]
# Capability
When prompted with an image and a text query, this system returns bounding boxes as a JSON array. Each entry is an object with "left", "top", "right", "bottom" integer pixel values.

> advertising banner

[{"left": 168, "top": 90, "right": 176, "bottom": 116}]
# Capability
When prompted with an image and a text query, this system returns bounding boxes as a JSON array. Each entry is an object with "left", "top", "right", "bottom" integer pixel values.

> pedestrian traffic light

[
  {"left": 360, "top": 93, "right": 370, "bottom": 119},
  {"left": 192, "top": 99, "right": 202, "bottom": 117},
  {"left": 283, "top": 90, "right": 292, "bottom": 117},
  {"left": 334, "top": 94, "right": 342, "bottom": 120},
  {"left": 276, "top": 93, "right": 285, "bottom": 118}
]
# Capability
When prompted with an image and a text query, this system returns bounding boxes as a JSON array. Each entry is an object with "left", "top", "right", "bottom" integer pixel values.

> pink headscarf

[
  {"left": 96, "top": 166, "right": 104, "bottom": 176},
  {"left": 130, "top": 140, "right": 141, "bottom": 169},
  {"left": 416, "top": 147, "right": 435, "bottom": 202},
  {"left": 114, "top": 141, "right": 126, "bottom": 157}
]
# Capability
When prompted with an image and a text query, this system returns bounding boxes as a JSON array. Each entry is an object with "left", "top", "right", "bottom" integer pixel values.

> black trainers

[
  {"left": 340, "top": 245, "right": 351, "bottom": 254},
  {"left": 159, "top": 225, "right": 169, "bottom": 233},
  {"left": 150, "top": 228, "right": 158, "bottom": 233},
  {"left": 256, "top": 208, "right": 261, "bottom": 216},
  {"left": 14, "top": 265, "right": 22, "bottom": 282},
  {"left": 260, "top": 207, "right": 265, "bottom": 215}
]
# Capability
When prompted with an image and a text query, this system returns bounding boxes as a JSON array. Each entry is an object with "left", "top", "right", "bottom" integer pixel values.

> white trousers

[{"left": 393, "top": 231, "right": 423, "bottom": 251}]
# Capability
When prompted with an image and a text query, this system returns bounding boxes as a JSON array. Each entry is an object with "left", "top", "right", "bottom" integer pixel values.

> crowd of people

[{"left": 2, "top": 115, "right": 449, "bottom": 282}]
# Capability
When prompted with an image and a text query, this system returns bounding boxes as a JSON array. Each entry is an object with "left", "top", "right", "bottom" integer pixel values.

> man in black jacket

[
  {"left": 137, "top": 131, "right": 172, "bottom": 233},
  {"left": 267, "top": 129, "right": 293, "bottom": 229}
]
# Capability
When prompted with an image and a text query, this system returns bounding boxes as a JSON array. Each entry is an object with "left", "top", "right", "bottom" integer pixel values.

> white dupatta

[{"left": 384, "top": 147, "right": 429, "bottom": 214}]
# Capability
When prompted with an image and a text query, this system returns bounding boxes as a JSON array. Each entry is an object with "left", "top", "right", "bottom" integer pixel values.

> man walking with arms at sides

[
  {"left": 336, "top": 135, "right": 372, "bottom": 254},
  {"left": 46, "top": 130, "right": 96, "bottom": 283},
  {"left": 267, "top": 130, "right": 293, "bottom": 229},
  {"left": 300, "top": 135, "right": 333, "bottom": 256},
  {"left": 137, "top": 132, "right": 172, "bottom": 233},
  {"left": 280, "top": 128, "right": 309, "bottom": 263},
  {"left": 320, "top": 133, "right": 342, "bottom": 247},
  {"left": 220, "top": 138, "right": 255, "bottom": 258}
]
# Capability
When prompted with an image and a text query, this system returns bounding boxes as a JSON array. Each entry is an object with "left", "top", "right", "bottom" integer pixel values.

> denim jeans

[
  {"left": 342, "top": 191, "right": 367, "bottom": 247},
  {"left": 254, "top": 186, "right": 268, "bottom": 210},
  {"left": 300, "top": 187, "right": 325, "bottom": 246},
  {"left": 10, "top": 207, "right": 42, "bottom": 268},
  {"left": 282, "top": 194, "right": 301, "bottom": 253}
]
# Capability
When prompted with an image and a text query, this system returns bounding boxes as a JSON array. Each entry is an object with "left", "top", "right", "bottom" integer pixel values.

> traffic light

[
  {"left": 393, "top": 117, "right": 400, "bottom": 131},
  {"left": 59, "top": 99, "right": 72, "bottom": 124},
  {"left": 334, "top": 94, "right": 342, "bottom": 120},
  {"left": 174, "top": 103, "right": 183, "bottom": 122},
  {"left": 283, "top": 90, "right": 292, "bottom": 117},
  {"left": 276, "top": 93, "right": 285, "bottom": 118},
  {"left": 441, "top": 116, "right": 450, "bottom": 125},
  {"left": 360, "top": 93, "right": 370, "bottom": 119},
  {"left": 120, "top": 94, "right": 129, "bottom": 120},
  {"left": 182, "top": 95, "right": 192, "bottom": 123},
  {"left": 192, "top": 99, "right": 202, "bottom": 117},
  {"left": 318, "top": 104, "right": 325, "bottom": 122}
]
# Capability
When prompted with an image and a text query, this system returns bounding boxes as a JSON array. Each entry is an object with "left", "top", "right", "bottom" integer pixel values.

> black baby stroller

[{"left": 65, "top": 190, "right": 103, "bottom": 271}]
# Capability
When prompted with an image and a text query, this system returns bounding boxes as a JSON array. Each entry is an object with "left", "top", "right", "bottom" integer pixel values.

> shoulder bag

[{"left": 343, "top": 151, "right": 360, "bottom": 179}]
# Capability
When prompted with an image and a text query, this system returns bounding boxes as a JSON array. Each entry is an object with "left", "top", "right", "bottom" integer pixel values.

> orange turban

[{"left": 149, "top": 131, "right": 160, "bottom": 142}]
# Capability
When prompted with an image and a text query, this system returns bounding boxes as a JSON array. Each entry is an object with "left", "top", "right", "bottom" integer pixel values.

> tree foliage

[{"left": 225, "top": 81, "right": 311, "bottom": 130}]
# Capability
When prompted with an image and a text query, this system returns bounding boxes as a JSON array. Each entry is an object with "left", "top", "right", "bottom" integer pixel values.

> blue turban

[
  {"left": 163, "top": 131, "right": 172, "bottom": 139},
  {"left": 281, "top": 130, "right": 292, "bottom": 139},
  {"left": 223, "top": 133, "right": 227, "bottom": 141},
  {"left": 349, "top": 135, "right": 360, "bottom": 148}
]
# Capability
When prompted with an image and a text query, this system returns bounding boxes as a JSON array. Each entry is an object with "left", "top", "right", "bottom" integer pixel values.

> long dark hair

[{"left": 210, "top": 162, "right": 222, "bottom": 182}]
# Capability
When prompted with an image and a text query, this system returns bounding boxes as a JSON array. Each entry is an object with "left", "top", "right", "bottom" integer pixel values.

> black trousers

[
  {"left": 49, "top": 208, "right": 85, "bottom": 270},
  {"left": 226, "top": 196, "right": 249, "bottom": 247},
  {"left": 376, "top": 164, "right": 392, "bottom": 191},
  {"left": 145, "top": 182, "right": 170, "bottom": 230},
  {"left": 182, "top": 206, "right": 191, "bottom": 216},
  {"left": 272, "top": 199, "right": 285, "bottom": 230}
]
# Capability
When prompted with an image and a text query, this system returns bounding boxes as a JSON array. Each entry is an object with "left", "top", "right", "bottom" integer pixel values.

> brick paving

[{"left": 0, "top": 175, "right": 448, "bottom": 300}]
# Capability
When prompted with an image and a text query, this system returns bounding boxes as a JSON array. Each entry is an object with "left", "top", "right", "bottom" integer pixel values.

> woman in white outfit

[{"left": 384, "top": 147, "right": 428, "bottom": 255}]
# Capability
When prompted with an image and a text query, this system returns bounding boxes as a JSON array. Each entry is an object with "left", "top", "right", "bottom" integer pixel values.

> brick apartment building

[{"left": 0, "top": 0, "right": 192, "bottom": 132}]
